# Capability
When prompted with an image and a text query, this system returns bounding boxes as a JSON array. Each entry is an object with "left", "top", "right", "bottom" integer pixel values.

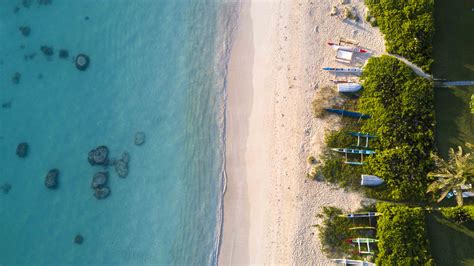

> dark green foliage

[
  {"left": 315, "top": 207, "right": 354, "bottom": 257},
  {"left": 376, "top": 203, "right": 433, "bottom": 265},
  {"left": 366, "top": 0, "right": 434, "bottom": 72},
  {"left": 440, "top": 206, "right": 474, "bottom": 224},
  {"left": 360, "top": 56, "right": 435, "bottom": 201}
]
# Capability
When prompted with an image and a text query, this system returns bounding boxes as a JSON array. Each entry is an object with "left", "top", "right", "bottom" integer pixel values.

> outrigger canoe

[
  {"left": 331, "top": 148, "right": 375, "bottom": 155},
  {"left": 323, "top": 67, "right": 362, "bottom": 73},
  {"left": 338, "top": 212, "right": 381, "bottom": 218},
  {"left": 349, "top": 238, "right": 378, "bottom": 244},
  {"left": 331, "top": 259, "right": 375, "bottom": 265},
  {"left": 324, "top": 108, "right": 371, "bottom": 119},
  {"left": 328, "top": 42, "right": 368, "bottom": 53}
]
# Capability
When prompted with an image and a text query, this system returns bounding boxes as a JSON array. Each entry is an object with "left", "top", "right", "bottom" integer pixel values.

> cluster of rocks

[
  {"left": 87, "top": 145, "right": 131, "bottom": 200},
  {"left": 44, "top": 168, "right": 59, "bottom": 189},
  {"left": 40, "top": 45, "right": 54, "bottom": 57},
  {"left": 134, "top": 132, "right": 146, "bottom": 146},
  {"left": 2, "top": 101, "right": 12, "bottom": 109},
  {"left": 91, "top": 171, "right": 110, "bottom": 199},
  {"left": 74, "top": 234, "right": 84, "bottom": 245}
]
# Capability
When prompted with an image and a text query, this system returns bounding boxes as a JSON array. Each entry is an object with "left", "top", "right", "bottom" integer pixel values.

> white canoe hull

[
  {"left": 361, "top": 175, "right": 384, "bottom": 186},
  {"left": 338, "top": 83, "right": 362, "bottom": 93}
]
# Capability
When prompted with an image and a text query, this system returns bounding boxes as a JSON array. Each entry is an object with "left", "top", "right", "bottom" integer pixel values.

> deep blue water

[{"left": 0, "top": 1, "right": 238, "bottom": 265}]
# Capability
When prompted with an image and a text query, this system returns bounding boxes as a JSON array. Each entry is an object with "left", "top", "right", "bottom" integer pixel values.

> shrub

[
  {"left": 440, "top": 206, "right": 474, "bottom": 224},
  {"left": 315, "top": 207, "right": 354, "bottom": 257},
  {"left": 376, "top": 203, "right": 433, "bottom": 265},
  {"left": 366, "top": 0, "right": 434, "bottom": 72},
  {"left": 359, "top": 56, "right": 435, "bottom": 201}
]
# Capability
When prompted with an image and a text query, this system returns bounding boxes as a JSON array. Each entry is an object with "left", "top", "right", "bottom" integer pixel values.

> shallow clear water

[{"left": 0, "top": 1, "right": 238, "bottom": 265}]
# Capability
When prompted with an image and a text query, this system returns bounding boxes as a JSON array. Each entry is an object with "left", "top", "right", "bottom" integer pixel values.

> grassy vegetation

[
  {"left": 433, "top": 0, "right": 474, "bottom": 80},
  {"left": 434, "top": 86, "right": 474, "bottom": 158},
  {"left": 376, "top": 203, "right": 433, "bottom": 265},
  {"left": 426, "top": 211, "right": 474, "bottom": 266},
  {"left": 366, "top": 0, "right": 435, "bottom": 72},
  {"left": 319, "top": 56, "right": 436, "bottom": 202}
]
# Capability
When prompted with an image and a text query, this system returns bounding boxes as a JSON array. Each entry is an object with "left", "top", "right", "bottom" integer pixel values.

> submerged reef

[
  {"left": 114, "top": 152, "right": 129, "bottom": 178},
  {"left": 45, "top": 169, "right": 59, "bottom": 189},
  {"left": 16, "top": 142, "right": 28, "bottom": 158},
  {"left": 75, "top": 54, "right": 90, "bottom": 71},
  {"left": 88, "top": 145, "right": 109, "bottom": 166},
  {"left": 74, "top": 234, "right": 84, "bottom": 244},
  {"left": 94, "top": 186, "right": 110, "bottom": 199},
  {"left": 19, "top": 26, "right": 31, "bottom": 37},
  {"left": 12, "top": 72, "right": 21, "bottom": 84},
  {"left": 134, "top": 132, "right": 146, "bottom": 146},
  {"left": 1, "top": 183, "right": 12, "bottom": 194},
  {"left": 91, "top": 171, "right": 108, "bottom": 189},
  {"left": 2, "top": 101, "right": 12, "bottom": 109},
  {"left": 40, "top": 45, "right": 54, "bottom": 57},
  {"left": 59, "top": 49, "right": 69, "bottom": 59},
  {"left": 24, "top": 53, "right": 37, "bottom": 61}
]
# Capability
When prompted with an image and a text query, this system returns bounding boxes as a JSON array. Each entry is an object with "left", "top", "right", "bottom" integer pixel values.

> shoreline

[{"left": 220, "top": 0, "right": 387, "bottom": 264}]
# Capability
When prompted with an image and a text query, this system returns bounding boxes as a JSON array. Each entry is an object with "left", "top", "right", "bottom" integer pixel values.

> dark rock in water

[
  {"left": 84, "top": 16, "right": 89, "bottom": 20},
  {"left": 75, "top": 54, "right": 90, "bottom": 71},
  {"left": 74, "top": 234, "right": 84, "bottom": 244},
  {"left": 14, "top": 6, "right": 20, "bottom": 13},
  {"left": 45, "top": 169, "right": 59, "bottom": 189},
  {"left": 24, "top": 53, "right": 36, "bottom": 61},
  {"left": 12, "top": 72, "right": 21, "bottom": 84},
  {"left": 16, "top": 142, "right": 28, "bottom": 158},
  {"left": 22, "top": 0, "right": 33, "bottom": 8},
  {"left": 134, "top": 132, "right": 145, "bottom": 146},
  {"left": 38, "top": 0, "right": 53, "bottom": 5},
  {"left": 88, "top": 145, "right": 109, "bottom": 166},
  {"left": 114, "top": 152, "right": 130, "bottom": 178},
  {"left": 94, "top": 186, "right": 110, "bottom": 199},
  {"left": 2, "top": 101, "right": 12, "bottom": 109},
  {"left": 19, "top": 26, "right": 31, "bottom": 37},
  {"left": 37, "top": 73, "right": 43, "bottom": 79},
  {"left": 40, "top": 45, "right": 54, "bottom": 56},
  {"left": 20, "top": 44, "right": 25, "bottom": 49},
  {"left": 1, "top": 183, "right": 12, "bottom": 194},
  {"left": 59, "top": 49, "right": 69, "bottom": 59},
  {"left": 91, "top": 171, "right": 108, "bottom": 189}
]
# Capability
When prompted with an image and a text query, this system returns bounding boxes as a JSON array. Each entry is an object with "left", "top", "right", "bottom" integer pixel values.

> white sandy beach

[{"left": 220, "top": 0, "right": 386, "bottom": 264}]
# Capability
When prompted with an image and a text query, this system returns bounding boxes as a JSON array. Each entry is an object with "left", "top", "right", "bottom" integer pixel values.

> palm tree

[{"left": 427, "top": 146, "right": 474, "bottom": 206}]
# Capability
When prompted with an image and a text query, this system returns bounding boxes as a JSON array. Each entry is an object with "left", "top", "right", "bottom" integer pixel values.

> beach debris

[
  {"left": 88, "top": 145, "right": 109, "bottom": 166},
  {"left": 16, "top": 142, "right": 29, "bottom": 158},
  {"left": 344, "top": 6, "right": 359, "bottom": 22},
  {"left": 114, "top": 152, "right": 130, "bottom": 178},
  {"left": 91, "top": 171, "right": 108, "bottom": 189},
  {"left": 74, "top": 234, "right": 84, "bottom": 244},
  {"left": 134, "top": 132, "right": 146, "bottom": 146},
  {"left": 19, "top": 26, "right": 31, "bottom": 37},
  {"left": 2, "top": 101, "right": 12, "bottom": 109},
  {"left": 1, "top": 183, "right": 12, "bottom": 194},
  {"left": 59, "top": 49, "right": 69, "bottom": 59},
  {"left": 12, "top": 72, "right": 21, "bottom": 84},
  {"left": 45, "top": 169, "right": 59, "bottom": 189},
  {"left": 94, "top": 186, "right": 111, "bottom": 199},
  {"left": 340, "top": 0, "right": 349, "bottom": 4},
  {"left": 40, "top": 45, "right": 54, "bottom": 57},
  {"left": 75, "top": 54, "right": 90, "bottom": 71},
  {"left": 330, "top": 6, "right": 338, "bottom": 16},
  {"left": 360, "top": 198, "right": 377, "bottom": 208}
]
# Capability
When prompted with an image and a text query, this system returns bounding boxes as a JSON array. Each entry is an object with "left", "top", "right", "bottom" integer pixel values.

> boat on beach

[
  {"left": 331, "top": 148, "right": 375, "bottom": 155},
  {"left": 323, "top": 67, "right": 363, "bottom": 73},
  {"left": 361, "top": 174, "right": 385, "bottom": 186},
  {"left": 338, "top": 212, "right": 381, "bottom": 218},
  {"left": 324, "top": 108, "right": 371, "bottom": 119},
  {"left": 337, "top": 83, "right": 362, "bottom": 93},
  {"left": 331, "top": 258, "right": 375, "bottom": 265},
  {"left": 328, "top": 42, "right": 368, "bottom": 53}
]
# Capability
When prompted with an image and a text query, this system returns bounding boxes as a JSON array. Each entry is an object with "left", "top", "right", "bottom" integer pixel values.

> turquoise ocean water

[{"left": 0, "top": 1, "right": 239, "bottom": 265}]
